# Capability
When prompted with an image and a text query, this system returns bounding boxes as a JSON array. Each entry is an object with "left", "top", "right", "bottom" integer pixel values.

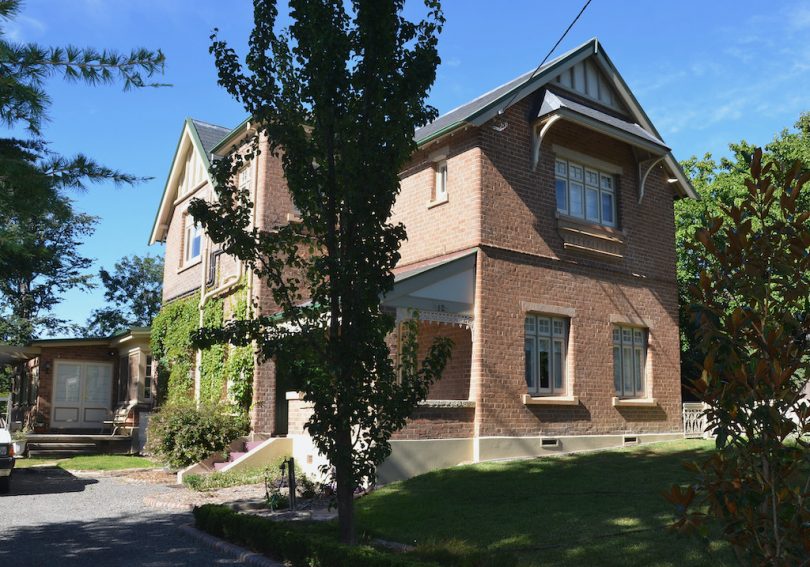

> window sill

[
  {"left": 427, "top": 195, "right": 449, "bottom": 209},
  {"left": 522, "top": 394, "right": 579, "bottom": 406},
  {"left": 177, "top": 257, "right": 202, "bottom": 274},
  {"left": 556, "top": 213, "right": 626, "bottom": 260},
  {"left": 612, "top": 397, "right": 657, "bottom": 408},
  {"left": 417, "top": 399, "right": 476, "bottom": 409}
]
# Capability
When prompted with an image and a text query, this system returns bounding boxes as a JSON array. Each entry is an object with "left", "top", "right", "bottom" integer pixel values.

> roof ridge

[{"left": 189, "top": 117, "right": 231, "bottom": 131}]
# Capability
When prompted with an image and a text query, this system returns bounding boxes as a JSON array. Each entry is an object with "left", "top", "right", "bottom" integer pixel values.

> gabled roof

[
  {"left": 148, "top": 118, "right": 230, "bottom": 245},
  {"left": 415, "top": 38, "right": 696, "bottom": 199}
]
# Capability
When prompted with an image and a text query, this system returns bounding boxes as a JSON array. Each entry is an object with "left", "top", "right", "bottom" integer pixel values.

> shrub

[
  {"left": 146, "top": 403, "right": 249, "bottom": 469},
  {"left": 193, "top": 504, "right": 438, "bottom": 567}
]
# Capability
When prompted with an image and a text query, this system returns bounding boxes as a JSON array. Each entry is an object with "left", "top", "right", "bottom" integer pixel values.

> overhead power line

[{"left": 499, "top": 0, "right": 594, "bottom": 114}]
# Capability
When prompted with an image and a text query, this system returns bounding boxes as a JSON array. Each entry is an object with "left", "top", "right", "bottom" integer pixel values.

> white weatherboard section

[
  {"left": 177, "top": 146, "right": 207, "bottom": 198},
  {"left": 555, "top": 58, "right": 619, "bottom": 110},
  {"left": 410, "top": 268, "right": 474, "bottom": 305}
]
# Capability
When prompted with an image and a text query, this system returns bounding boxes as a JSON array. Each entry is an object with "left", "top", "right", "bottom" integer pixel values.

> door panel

[{"left": 51, "top": 362, "right": 113, "bottom": 429}]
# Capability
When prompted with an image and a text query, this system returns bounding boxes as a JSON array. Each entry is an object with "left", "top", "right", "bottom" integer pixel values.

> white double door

[{"left": 52, "top": 361, "right": 113, "bottom": 429}]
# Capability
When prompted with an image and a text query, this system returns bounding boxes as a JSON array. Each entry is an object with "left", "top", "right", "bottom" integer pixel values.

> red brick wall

[
  {"left": 478, "top": 98, "right": 677, "bottom": 279},
  {"left": 416, "top": 323, "right": 471, "bottom": 401},
  {"left": 392, "top": 407, "right": 475, "bottom": 440},
  {"left": 393, "top": 129, "right": 482, "bottom": 267},
  {"left": 162, "top": 186, "right": 207, "bottom": 302}
]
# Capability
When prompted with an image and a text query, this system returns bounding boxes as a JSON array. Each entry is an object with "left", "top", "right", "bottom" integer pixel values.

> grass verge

[
  {"left": 15, "top": 454, "right": 157, "bottom": 471},
  {"left": 194, "top": 440, "right": 734, "bottom": 566},
  {"left": 355, "top": 439, "right": 733, "bottom": 567}
]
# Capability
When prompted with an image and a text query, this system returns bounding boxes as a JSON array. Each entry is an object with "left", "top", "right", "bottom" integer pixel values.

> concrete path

[{"left": 0, "top": 466, "right": 243, "bottom": 566}]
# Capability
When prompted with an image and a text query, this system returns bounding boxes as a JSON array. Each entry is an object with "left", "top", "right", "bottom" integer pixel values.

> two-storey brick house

[{"left": 150, "top": 39, "right": 695, "bottom": 482}]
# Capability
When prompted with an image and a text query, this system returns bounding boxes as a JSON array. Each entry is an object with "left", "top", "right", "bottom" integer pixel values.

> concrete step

[
  {"left": 213, "top": 462, "right": 228, "bottom": 471},
  {"left": 244, "top": 441, "right": 263, "bottom": 452},
  {"left": 28, "top": 448, "right": 99, "bottom": 458},
  {"left": 28, "top": 443, "right": 96, "bottom": 451},
  {"left": 228, "top": 452, "right": 246, "bottom": 462}
]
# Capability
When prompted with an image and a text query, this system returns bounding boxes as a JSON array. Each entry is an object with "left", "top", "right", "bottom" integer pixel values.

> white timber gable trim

[{"left": 149, "top": 120, "right": 218, "bottom": 245}]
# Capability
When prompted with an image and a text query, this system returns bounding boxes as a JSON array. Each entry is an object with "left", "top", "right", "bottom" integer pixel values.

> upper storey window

[
  {"left": 185, "top": 219, "right": 203, "bottom": 263},
  {"left": 238, "top": 165, "right": 252, "bottom": 192},
  {"left": 555, "top": 158, "right": 615, "bottom": 227},
  {"left": 434, "top": 160, "right": 448, "bottom": 203}
]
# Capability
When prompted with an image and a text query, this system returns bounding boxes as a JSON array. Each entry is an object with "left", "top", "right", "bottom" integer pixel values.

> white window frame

[
  {"left": 143, "top": 354, "right": 153, "bottom": 400},
  {"left": 524, "top": 314, "right": 568, "bottom": 396},
  {"left": 434, "top": 160, "right": 448, "bottom": 202},
  {"left": 555, "top": 158, "right": 616, "bottom": 227},
  {"left": 184, "top": 217, "right": 203, "bottom": 264},
  {"left": 613, "top": 325, "right": 647, "bottom": 398},
  {"left": 238, "top": 165, "right": 252, "bottom": 192}
]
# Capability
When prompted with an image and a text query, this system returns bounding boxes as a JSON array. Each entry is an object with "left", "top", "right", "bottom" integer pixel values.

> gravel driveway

[{"left": 0, "top": 466, "right": 242, "bottom": 566}]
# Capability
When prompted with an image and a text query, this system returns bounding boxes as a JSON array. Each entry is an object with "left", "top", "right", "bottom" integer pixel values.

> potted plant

[{"left": 12, "top": 430, "right": 27, "bottom": 457}]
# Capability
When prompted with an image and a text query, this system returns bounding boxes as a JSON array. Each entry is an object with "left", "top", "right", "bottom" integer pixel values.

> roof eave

[
  {"left": 543, "top": 107, "right": 670, "bottom": 156},
  {"left": 210, "top": 116, "right": 252, "bottom": 155}
]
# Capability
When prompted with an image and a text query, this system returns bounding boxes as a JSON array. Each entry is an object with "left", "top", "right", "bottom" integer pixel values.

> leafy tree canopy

[
  {"left": 676, "top": 113, "right": 810, "bottom": 384},
  {"left": 85, "top": 254, "right": 164, "bottom": 337},
  {"left": 0, "top": 0, "right": 166, "bottom": 344},
  {"left": 669, "top": 149, "right": 810, "bottom": 564},
  {"left": 189, "top": 0, "right": 450, "bottom": 544}
]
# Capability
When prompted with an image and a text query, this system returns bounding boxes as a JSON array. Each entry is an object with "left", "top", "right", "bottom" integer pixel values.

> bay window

[{"left": 555, "top": 158, "right": 616, "bottom": 227}]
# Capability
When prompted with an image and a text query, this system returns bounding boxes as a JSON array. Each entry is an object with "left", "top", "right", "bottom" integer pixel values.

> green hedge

[{"left": 193, "top": 504, "right": 438, "bottom": 567}]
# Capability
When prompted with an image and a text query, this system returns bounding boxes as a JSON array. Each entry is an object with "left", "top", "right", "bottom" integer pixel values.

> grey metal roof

[
  {"left": 414, "top": 68, "right": 539, "bottom": 143},
  {"left": 190, "top": 119, "right": 231, "bottom": 156},
  {"left": 538, "top": 90, "right": 669, "bottom": 150}
]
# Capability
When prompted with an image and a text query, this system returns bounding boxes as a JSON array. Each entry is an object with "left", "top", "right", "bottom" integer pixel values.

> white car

[{"left": 0, "top": 418, "right": 14, "bottom": 493}]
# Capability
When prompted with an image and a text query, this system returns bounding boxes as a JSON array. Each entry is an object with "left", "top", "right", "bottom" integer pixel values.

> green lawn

[
  {"left": 15, "top": 454, "right": 157, "bottom": 471},
  {"left": 355, "top": 439, "right": 733, "bottom": 567}
]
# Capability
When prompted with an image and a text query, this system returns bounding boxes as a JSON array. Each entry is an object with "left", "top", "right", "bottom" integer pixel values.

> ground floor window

[
  {"left": 613, "top": 326, "right": 647, "bottom": 398},
  {"left": 524, "top": 315, "right": 567, "bottom": 395}
]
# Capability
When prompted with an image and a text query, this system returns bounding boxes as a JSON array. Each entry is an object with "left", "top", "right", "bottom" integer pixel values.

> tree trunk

[{"left": 335, "top": 428, "right": 356, "bottom": 545}]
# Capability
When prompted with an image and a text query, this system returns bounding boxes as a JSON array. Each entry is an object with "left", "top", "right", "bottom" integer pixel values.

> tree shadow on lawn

[
  {"left": 0, "top": 510, "right": 243, "bottom": 566},
  {"left": 9, "top": 466, "right": 98, "bottom": 496},
  {"left": 358, "top": 440, "right": 731, "bottom": 566}
]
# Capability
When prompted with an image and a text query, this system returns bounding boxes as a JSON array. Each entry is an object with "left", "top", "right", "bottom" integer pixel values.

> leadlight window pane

[
  {"left": 552, "top": 319, "right": 564, "bottom": 337},
  {"left": 525, "top": 338, "right": 536, "bottom": 390},
  {"left": 538, "top": 339, "right": 551, "bottom": 390},
  {"left": 623, "top": 345, "right": 634, "bottom": 395},
  {"left": 633, "top": 329, "right": 644, "bottom": 344},
  {"left": 555, "top": 160, "right": 567, "bottom": 177},
  {"left": 570, "top": 164, "right": 584, "bottom": 182},
  {"left": 601, "top": 193, "right": 615, "bottom": 225},
  {"left": 613, "top": 328, "right": 621, "bottom": 343},
  {"left": 634, "top": 347, "right": 643, "bottom": 394},
  {"left": 613, "top": 346, "right": 622, "bottom": 393},
  {"left": 585, "top": 187, "right": 599, "bottom": 222},
  {"left": 585, "top": 169, "right": 599, "bottom": 186},
  {"left": 556, "top": 179, "right": 568, "bottom": 212},
  {"left": 537, "top": 317, "right": 551, "bottom": 336},
  {"left": 623, "top": 328, "right": 632, "bottom": 343},
  {"left": 525, "top": 315, "right": 536, "bottom": 334},
  {"left": 569, "top": 182, "right": 584, "bottom": 217},
  {"left": 553, "top": 340, "right": 563, "bottom": 390},
  {"left": 601, "top": 174, "right": 613, "bottom": 191}
]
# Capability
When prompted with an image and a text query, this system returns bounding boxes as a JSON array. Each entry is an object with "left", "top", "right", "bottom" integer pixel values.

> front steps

[
  {"left": 177, "top": 437, "right": 293, "bottom": 483},
  {"left": 24, "top": 434, "right": 132, "bottom": 458}
]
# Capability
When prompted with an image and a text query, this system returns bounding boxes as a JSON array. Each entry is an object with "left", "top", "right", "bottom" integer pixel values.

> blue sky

[{"left": 4, "top": 0, "right": 810, "bottom": 334}]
